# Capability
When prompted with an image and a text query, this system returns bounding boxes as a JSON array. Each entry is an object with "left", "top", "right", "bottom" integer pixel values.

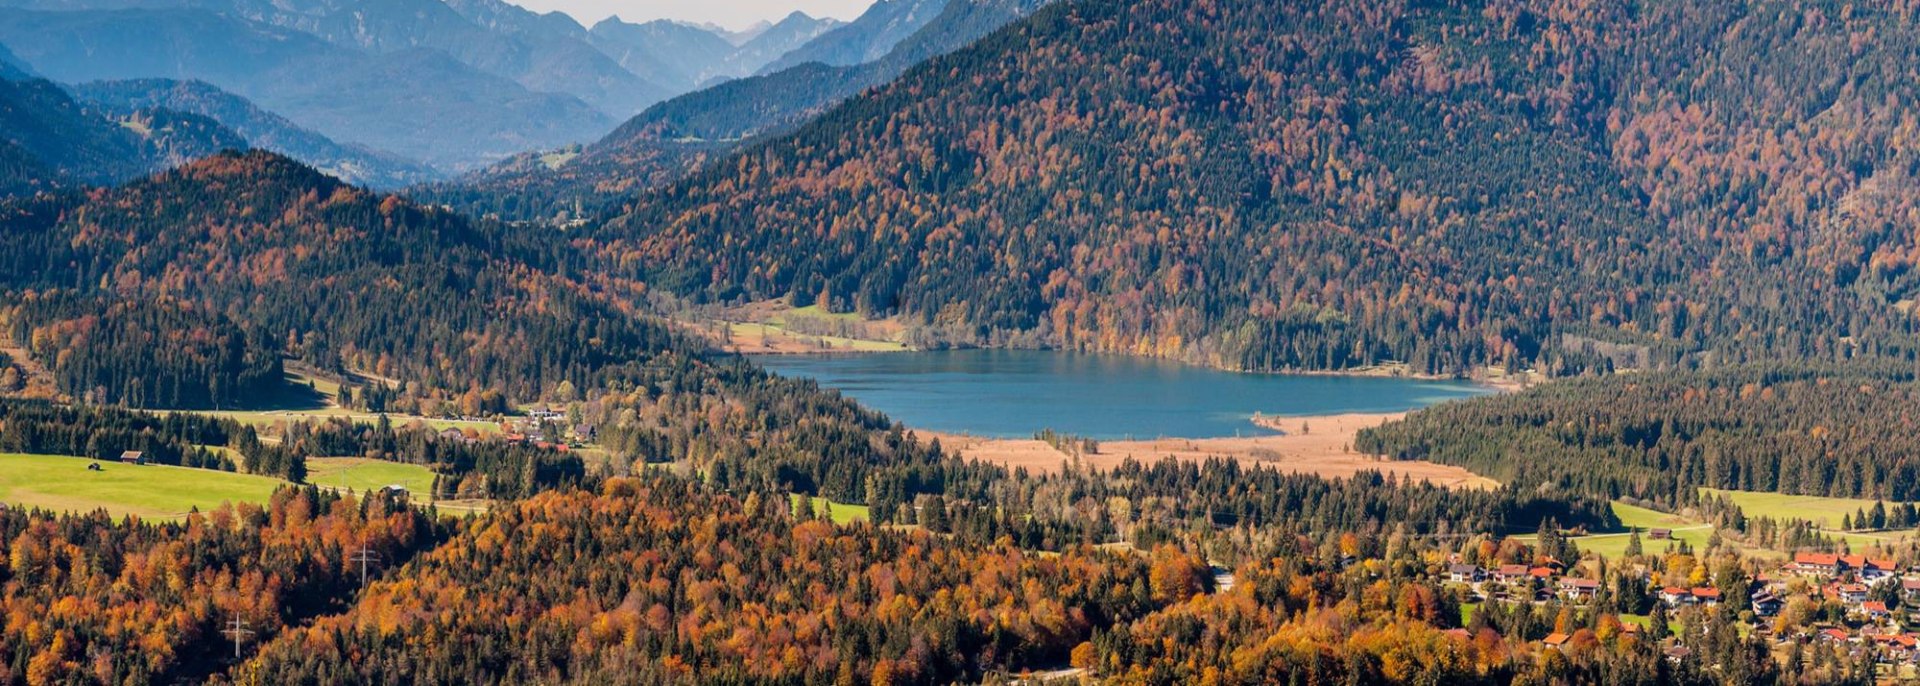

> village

[
  {"left": 1442, "top": 547, "right": 1920, "bottom": 665},
  {"left": 438, "top": 405, "right": 596, "bottom": 452}
]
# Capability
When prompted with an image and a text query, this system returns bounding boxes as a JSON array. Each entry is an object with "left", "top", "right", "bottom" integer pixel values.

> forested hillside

[
  {"left": 595, "top": 0, "right": 1920, "bottom": 376},
  {"left": 0, "top": 151, "right": 687, "bottom": 408}
]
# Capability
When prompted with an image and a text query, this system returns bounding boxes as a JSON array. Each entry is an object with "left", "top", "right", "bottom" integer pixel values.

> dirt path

[{"left": 926, "top": 412, "right": 1497, "bottom": 489}]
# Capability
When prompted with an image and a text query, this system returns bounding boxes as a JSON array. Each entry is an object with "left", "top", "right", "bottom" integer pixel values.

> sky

[{"left": 503, "top": 0, "right": 878, "bottom": 29}]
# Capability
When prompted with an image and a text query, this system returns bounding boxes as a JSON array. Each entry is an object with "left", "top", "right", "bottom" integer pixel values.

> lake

[{"left": 752, "top": 350, "right": 1491, "bottom": 439}]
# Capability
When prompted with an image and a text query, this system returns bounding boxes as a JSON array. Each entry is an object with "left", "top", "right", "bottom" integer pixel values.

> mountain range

[
  {"left": 0, "top": 0, "right": 928, "bottom": 173},
  {"left": 438, "top": 0, "right": 1052, "bottom": 220},
  {"left": 71, "top": 78, "right": 439, "bottom": 188},
  {"left": 0, "top": 73, "right": 246, "bottom": 195}
]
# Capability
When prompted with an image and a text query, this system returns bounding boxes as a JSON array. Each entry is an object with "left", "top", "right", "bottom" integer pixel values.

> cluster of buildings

[
  {"left": 1443, "top": 550, "right": 1920, "bottom": 662},
  {"left": 434, "top": 405, "right": 597, "bottom": 451}
]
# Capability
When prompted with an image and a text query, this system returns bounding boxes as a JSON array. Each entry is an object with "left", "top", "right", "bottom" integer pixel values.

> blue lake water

[{"left": 752, "top": 350, "right": 1491, "bottom": 439}]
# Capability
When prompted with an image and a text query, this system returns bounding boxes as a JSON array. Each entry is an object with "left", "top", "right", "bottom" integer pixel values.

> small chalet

[
  {"left": 1649, "top": 528, "right": 1672, "bottom": 540},
  {"left": 1528, "top": 566, "right": 1555, "bottom": 581},
  {"left": 1542, "top": 633, "right": 1572, "bottom": 650},
  {"left": 1690, "top": 587, "right": 1721, "bottom": 606},
  {"left": 1493, "top": 564, "right": 1530, "bottom": 583},
  {"left": 1659, "top": 587, "right": 1694, "bottom": 606},
  {"left": 1818, "top": 627, "right": 1853, "bottom": 644},
  {"left": 1862, "top": 601, "right": 1892, "bottom": 620},
  {"left": 1751, "top": 592, "right": 1784, "bottom": 617},
  {"left": 1662, "top": 646, "right": 1691, "bottom": 663},
  {"left": 118, "top": 450, "right": 144, "bottom": 465},
  {"left": 1448, "top": 564, "right": 1484, "bottom": 583},
  {"left": 1557, "top": 578, "right": 1600, "bottom": 600}
]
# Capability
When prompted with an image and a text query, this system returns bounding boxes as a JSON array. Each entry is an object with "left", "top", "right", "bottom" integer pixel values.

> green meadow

[{"left": 0, "top": 452, "right": 283, "bottom": 520}]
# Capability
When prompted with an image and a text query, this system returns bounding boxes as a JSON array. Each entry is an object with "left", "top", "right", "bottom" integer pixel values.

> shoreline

[
  {"left": 735, "top": 343, "right": 1537, "bottom": 393},
  {"left": 924, "top": 411, "right": 1499, "bottom": 490}
]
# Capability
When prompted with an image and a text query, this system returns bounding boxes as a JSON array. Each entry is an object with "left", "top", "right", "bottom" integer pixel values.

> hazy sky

[{"left": 504, "top": 0, "right": 878, "bottom": 29}]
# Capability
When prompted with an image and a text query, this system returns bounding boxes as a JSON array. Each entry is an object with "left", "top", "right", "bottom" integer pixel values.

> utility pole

[
  {"left": 351, "top": 547, "right": 380, "bottom": 587},
  {"left": 222, "top": 617, "right": 253, "bottom": 659}
]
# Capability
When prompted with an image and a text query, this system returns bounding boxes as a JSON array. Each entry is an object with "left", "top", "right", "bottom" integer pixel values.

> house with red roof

[{"left": 1873, "top": 633, "right": 1918, "bottom": 660}]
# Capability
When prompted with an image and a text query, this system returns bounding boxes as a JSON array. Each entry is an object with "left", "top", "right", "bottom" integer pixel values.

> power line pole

[
  {"left": 350, "top": 547, "right": 380, "bottom": 587},
  {"left": 222, "top": 617, "right": 253, "bottom": 659}
]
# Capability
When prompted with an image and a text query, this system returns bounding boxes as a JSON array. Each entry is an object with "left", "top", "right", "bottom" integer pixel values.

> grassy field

[
  {"left": 1699, "top": 488, "right": 1904, "bottom": 529},
  {"left": 725, "top": 322, "right": 907, "bottom": 353},
  {"left": 0, "top": 452, "right": 284, "bottom": 520},
  {"left": 201, "top": 407, "right": 499, "bottom": 435},
  {"left": 306, "top": 457, "right": 437, "bottom": 495},
  {"left": 1514, "top": 501, "right": 1723, "bottom": 558},
  {"left": 791, "top": 494, "right": 871, "bottom": 524}
]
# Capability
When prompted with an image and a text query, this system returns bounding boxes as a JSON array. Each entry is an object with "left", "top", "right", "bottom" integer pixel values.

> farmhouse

[
  {"left": 1792, "top": 552, "right": 1845, "bottom": 576},
  {"left": 1751, "top": 592, "right": 1783, "bottom": 616},
  {"left": 1448, "top": 564, "right": 1484, "bottom": 583}
]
